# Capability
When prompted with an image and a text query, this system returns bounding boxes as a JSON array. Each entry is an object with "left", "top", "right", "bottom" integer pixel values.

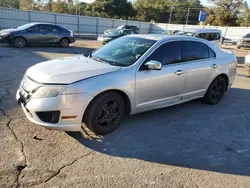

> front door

[{"left": 135, "top": 41, "right": 187, "bottom": 112}]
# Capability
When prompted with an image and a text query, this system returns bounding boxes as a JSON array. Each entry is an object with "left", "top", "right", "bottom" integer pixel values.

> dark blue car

[{"left": 0, "top": 22, "right": 75, "bottom": 48}]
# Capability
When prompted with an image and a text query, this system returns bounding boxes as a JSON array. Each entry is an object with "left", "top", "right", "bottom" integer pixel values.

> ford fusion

[{"left": 17, "top": 35, "right": 237, "bottom": 135}]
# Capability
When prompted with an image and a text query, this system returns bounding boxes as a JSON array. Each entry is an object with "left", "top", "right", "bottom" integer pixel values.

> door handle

[
  {"left": 211, "top": 64, "right": 219, "bottom": 69},
  {"left": 175, "top": 70, "right": 185, "bottom": 75}
]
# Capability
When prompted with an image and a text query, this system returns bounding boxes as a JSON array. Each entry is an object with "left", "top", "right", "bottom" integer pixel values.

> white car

[
  {"left": 180, "top": 28, "right": 222, "bottom": 47},
  {"left": 244, "top": 54, "right": 250, "bottom": 76},
  {"left": 16, "top": 35, "right": 237, "bottom": 135}
]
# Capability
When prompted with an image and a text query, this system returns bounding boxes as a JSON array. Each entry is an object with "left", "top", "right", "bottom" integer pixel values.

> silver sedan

[{"left": 16, "top": 35, "right": 237, "bottom": 135}]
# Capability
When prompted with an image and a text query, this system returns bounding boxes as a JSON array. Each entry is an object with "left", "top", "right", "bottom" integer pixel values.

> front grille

[
  {"left": 19, "top": 76, "right": 39, "bottom": 102},
  {"left": 36, "top": 111, "right": 60, "bottom": 124},
  {"left": 22, "top": 77, "right": 39, "bottom": 93}
]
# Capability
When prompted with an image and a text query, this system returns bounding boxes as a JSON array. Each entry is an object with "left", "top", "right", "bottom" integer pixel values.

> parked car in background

[
  {"left": 237, "top": 33, "right": 250, "bottom": 49},
  {"left": 98, "top": 26, "right": 139, "bottom": 44},
  {"left": 0, "top": 22, "right": 75, "bottom": 48},
  {"left": 244, "top": 53, "right": 250, "bottom": 76},
  {"left": 17, "top": 34, "right": 237, "bottom": 135},
  {"left": 222, "top": 37, "right": 236, "bottom": 45},
  {"left": 177, "top": 28, "right": 222, "bottom": 47},
  {"left": 104, "top": 25, "right": 139, "bottom": 35}
]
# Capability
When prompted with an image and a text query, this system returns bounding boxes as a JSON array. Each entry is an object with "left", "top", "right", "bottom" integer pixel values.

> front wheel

[
  {"left": 84, "top": 92, "right": 125, "bottom": 135},
  {"left": 13, "top": 37, "right": 26, "bottom": 48},
  {"left": 203, "top": 76, "right": 227, "bottom": 105}
]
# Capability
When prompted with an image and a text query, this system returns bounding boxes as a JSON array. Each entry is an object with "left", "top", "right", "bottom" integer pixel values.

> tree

[
  {"left": 20, "top": 0, "right": 41, "bottom": 11},
  {"left": 85, "top": 0, "right": 137, "bottom": 19},
  {"left": 0, "top": 0, "right": 19, "bottom": 8},
  {"left": 205, "top": 0, "right": 246, "bottom": 26},
  {"left": 134, "top": 0, "right": 203, "bottom": 24},
  {"left": 52, "top": 1, "right": 69, "bottom": 14}
]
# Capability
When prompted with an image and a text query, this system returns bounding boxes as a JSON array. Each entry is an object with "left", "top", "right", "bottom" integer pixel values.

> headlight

[
  {"left": 1, "top": 32, "right": 10, "bottom": 37},
  {"left": 32, "top": 86, "right": 65, "bottom": 98},
  {"left": 103, "top": 37, "right": 112, "bottom": 40}
]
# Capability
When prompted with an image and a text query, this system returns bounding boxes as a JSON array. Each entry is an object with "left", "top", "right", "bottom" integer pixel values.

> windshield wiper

[{"left": 91, "top": 56, "right": 108, "bottom": 64}]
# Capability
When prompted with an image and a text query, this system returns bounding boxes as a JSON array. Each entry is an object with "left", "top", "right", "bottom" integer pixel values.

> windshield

[
  {"left": 92, "top": 37, "right": 156, "bottom": 66},
  {"left": 116, "top": 25, "right": 124, "bottom": 30},
  {"left": 110, "top": 29, "right": 122, "bottom": 35},
  {"left": 17, "top": 23, "right": 36, "bottom": 30}
]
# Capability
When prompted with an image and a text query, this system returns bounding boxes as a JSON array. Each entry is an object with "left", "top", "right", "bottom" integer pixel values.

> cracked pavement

[{"left": 1, "top": 41, "right": 250, "bottom": 188}]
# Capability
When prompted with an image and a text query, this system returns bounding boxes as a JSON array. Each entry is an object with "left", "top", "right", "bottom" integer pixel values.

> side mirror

[{"left": 145, "top": 60, "right": 162, "bottom": 70}]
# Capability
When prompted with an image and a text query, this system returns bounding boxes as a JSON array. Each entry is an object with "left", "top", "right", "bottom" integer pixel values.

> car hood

[
  {"left": 242, "top": 38, "right": 250, "bottom": 41},
  {"left": 0, "top": 28, "right": 17, "bottom": 34},
  {"left": 26, "top": 56, "right": 121, "bottom": 84},
  {"left": 99, "top": 33, "right": 119, "bottom": 38}
]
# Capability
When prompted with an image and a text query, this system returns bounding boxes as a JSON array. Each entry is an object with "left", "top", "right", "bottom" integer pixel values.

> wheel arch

[
  {"left": 60, "top": 37, "right": 70, "bottom": 42},
  {"left": 12, "top": 36, "right": 27, "bottom": 43},
  {"left": 218, "top": 73, "right": 229, "bottom": 91},
  {"left": 208, "top": 73, "right": 229, "bottom": 92},
  {"left": 84, "top": 89, "right": 132, "bottom": 119}
]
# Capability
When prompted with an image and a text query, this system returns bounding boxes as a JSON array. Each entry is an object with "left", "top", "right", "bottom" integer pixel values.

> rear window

[
  {"left": 197, "top": 32, "right": 221, "bottom": 41},
  {"left": 183, "top": 41, "right": 209, "bottom": 61}
]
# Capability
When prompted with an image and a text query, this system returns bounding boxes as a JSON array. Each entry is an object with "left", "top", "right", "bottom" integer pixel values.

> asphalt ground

[{"left": 1, "top": 40, "right": 250, "bottom": 188}]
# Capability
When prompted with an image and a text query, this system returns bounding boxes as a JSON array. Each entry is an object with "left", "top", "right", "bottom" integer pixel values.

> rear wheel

[
  {"left": 84, "top": 92, "right": 125, "bottom": 135},
  {"left": 60, "top": 38, "right": 70, "bottom": 48},
  {"left": 13, "top": 37, "right": 26, "bottom": 48},
  {"left": 203, "top": 76, "right": 227, "bottom": 105}
]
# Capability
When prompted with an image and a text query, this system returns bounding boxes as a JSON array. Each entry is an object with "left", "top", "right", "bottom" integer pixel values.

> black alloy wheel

[{"left": 203, "top": 76, "right": 227, "bottom": 105}]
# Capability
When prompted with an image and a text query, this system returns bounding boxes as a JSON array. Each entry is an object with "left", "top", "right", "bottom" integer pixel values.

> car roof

[
  {"left": 30, "top": 22, "right": 58, "bottom": 26},
  {"left": 128, "top": 34, "right": 203, "bottom": 41},
  {"left": 183, "top": 28, "right": 222, "bottom": 33}
]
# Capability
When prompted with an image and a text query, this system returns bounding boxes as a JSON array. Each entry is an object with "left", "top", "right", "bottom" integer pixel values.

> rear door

[
  {"left": 182, "top": 41, "right": 217, "bottom": 100},
  {"left": 43, "top": 25, "right": 61, "bottom": 43}
]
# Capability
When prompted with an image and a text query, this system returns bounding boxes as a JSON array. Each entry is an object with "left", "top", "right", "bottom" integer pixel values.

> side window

[
  {"left": 183, "top": 41, "right": 209, "bottom": 61},
  {"left": 51, "top": 25, "right": 62, "bottom": 32},
  {"left": 147, "top": 41, "right": 182, "bottom": 65},
  {"left": 215, "top": 33, "right": 221, "bottom": 40},
  {"left": 28, "top": 25, "right": 38, "bottom": 32},
  {"left": 209, "top": 48, "right": 216, "bottom": 58},
  {"left": 37, "top": 24, "right": 46, "bottom": 32},
  {"left": 244, "top": 34, "right": 250, "bottom": 38}
]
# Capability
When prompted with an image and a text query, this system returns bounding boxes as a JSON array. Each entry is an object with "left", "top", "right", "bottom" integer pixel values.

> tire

[
  {"left": 84, "top": 92, "right": 125, "bottom": 135},
  {"left": 236, "top": 45, "right": 241, "bottom": 49},
  {"left": 60, "top": 38, "right": 70, "bottom": 48},
  {"left": 203, "top": 76, "right": 227, "bottom": 105},
  {"left": 13, "top": 37, "right": 26, "bottom": 48}
]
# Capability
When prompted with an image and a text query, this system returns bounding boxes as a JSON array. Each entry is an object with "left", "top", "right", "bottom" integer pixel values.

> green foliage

[
  {"left": 134, "top": 0, "right": 203, "bottom": 24},
  {"left": 205, "top": 0, "right": 247, "bottom": 26},
  {"left": 2, "top": 0, "right": 250, "bottom": 26},
  {"left": 0, "top": 0, "right": 19, "bottom": 8},
  {"left": 84, "top": 0, "right": 136, "bottom": 19}
]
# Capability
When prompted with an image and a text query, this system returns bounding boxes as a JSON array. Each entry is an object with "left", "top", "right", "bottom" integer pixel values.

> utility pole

[
  {"left": 169, "top": 5, "right": 173, "bottom": 24},
  {"left": 186, "top": 7, "right": 190, "bottom": 25},
  {"left": 169, "top": 0, "right": 177, "bottom": 24}
]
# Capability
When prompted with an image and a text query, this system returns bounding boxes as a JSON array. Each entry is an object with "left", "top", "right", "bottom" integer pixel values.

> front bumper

[
  {"left": 0, "top": 35, "right": 11, "bottom": 43},
  {"left": 237, "top": 42, "right": 250, "bottom": 47},
  {"left": 16, "top": 90, "right": 93, "bottom": 132}
]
